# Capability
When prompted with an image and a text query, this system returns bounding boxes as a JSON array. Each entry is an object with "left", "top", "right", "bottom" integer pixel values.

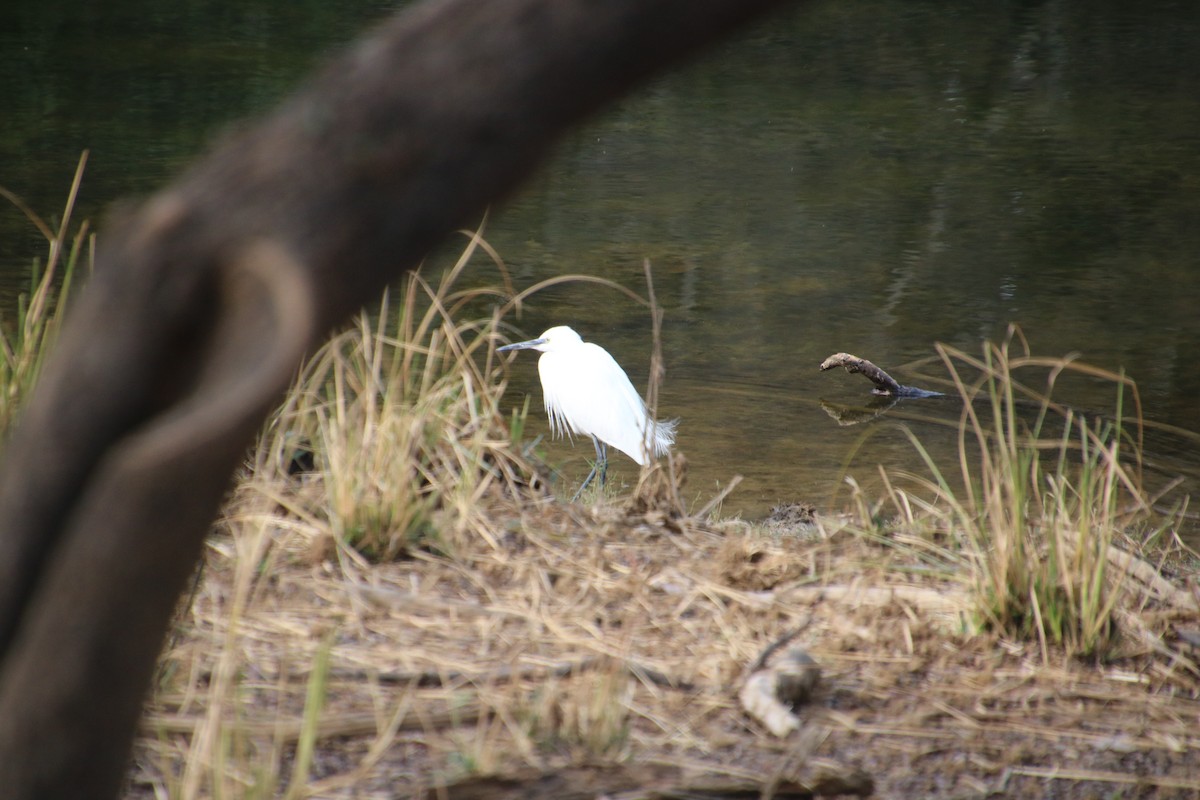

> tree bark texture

[{"left": 0, "top": 0, "right": 798, "bottom": 796}]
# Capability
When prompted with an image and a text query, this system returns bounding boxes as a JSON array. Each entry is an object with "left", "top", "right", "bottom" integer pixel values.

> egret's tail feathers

[{"left": 646, "top": 417, "right": 678, "bottom": 458}]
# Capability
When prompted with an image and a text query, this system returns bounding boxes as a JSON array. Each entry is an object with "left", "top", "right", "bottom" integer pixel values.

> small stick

[{"left": 330, "top": 655, "right": 694, "bottom": 691}]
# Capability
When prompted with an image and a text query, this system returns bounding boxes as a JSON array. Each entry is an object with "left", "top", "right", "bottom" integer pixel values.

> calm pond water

[{"left": 3, "top": 1, "right": 1200, "bottom": 523}]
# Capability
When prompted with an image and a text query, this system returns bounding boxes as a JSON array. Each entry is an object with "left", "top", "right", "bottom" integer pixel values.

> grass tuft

[
  {"left": 877, "top": 326, "right": 1154, "bottom": 660},
  {"left": 522, "top": 667, "right": 633, "bottom": 759},
  {"left": 250, "top": 236, "right": 544, "bottom": 563},
  {"left": 0, "top": 152, "right": 93, "bottom": 435}
]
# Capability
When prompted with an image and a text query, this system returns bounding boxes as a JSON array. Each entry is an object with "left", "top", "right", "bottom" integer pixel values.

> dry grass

[
  {"left": 5, "top": 166, "right": 1196, "bottom": 798},
  {"left": 253, "top": 237, "right": 542, "bottom": 564},
  {"left": 129, "top": 279, "right": 1200, "bottom": 799},
  {"left": 0, "top": 152, "right": 92, "bottom": 434},
  {"left": 135, "top": 497, "right": 1200, "bottom": 798},
  {"left": 871, "top": 328, "right": 1188, "bottom": 663}
]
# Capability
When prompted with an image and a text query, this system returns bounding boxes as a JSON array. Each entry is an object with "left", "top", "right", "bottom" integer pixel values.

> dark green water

[{"left": 3, "top": 0, "right": 1200, "bottom": 520}]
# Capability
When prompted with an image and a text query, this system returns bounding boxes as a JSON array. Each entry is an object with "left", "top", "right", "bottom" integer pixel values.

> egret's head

[{"left": 498, "top": 325, "right": 582, "bottom": 353}]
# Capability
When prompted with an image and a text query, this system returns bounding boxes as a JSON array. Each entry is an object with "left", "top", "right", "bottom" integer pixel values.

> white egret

[{"left": 498, "top": 325, "right": 677, "bottom": 499}]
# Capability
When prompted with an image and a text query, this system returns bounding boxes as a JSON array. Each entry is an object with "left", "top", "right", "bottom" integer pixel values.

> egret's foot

[
  {"left": 572, "top": 465, "right": 599, "bottom": 502},
  {"left": 570, "top": 456, "right": 611, "bottom": 503}
]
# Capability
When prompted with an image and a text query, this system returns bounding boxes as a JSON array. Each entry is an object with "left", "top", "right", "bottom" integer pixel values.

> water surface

[{"left": 3, "top": 0, "right": 1199, "bottom": 520}]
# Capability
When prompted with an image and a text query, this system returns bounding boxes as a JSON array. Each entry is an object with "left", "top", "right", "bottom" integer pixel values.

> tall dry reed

[
  {"left": 873, "top": 327, "right": 1155, "bottom": 660},
  {"left": 0, "top": 152, "right": 92, "bottom": 435}
]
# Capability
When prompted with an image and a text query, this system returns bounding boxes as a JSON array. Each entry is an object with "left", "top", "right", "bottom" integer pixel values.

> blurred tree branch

[{"left": 0, "top": 0, "right": 799, "bottom": 796}]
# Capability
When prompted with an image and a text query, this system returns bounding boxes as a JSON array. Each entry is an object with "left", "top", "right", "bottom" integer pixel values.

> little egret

[{"left": 498, "top": 325, "right": 677, "bottom": 499}]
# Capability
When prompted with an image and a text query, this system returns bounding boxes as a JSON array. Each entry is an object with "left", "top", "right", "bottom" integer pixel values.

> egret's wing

[
  {"left": 538, "top": 344, "right": 662, "bottom": 464},
  {"left": 583, "top": 345, "right": 676, "bottom": 460}
]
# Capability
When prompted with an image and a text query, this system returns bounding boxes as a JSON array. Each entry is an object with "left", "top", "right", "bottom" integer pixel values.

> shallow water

[
  {"left": 3, "top": 0, "right": 1200, "bottom": 523},
  {"left": 470, "top": 1, "right": 1200, "bottom": 520}
]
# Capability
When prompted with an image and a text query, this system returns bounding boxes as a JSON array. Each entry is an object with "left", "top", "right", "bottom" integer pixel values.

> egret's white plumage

[{"left": 498, "top": 325, "right": 676, "bottom": 496}]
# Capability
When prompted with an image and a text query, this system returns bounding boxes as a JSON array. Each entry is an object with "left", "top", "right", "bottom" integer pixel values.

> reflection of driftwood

[
  {"left": 820, "top": 352, "right": 942, "bottom": 398},
  {"left": 0, "top": 1, "right": 800, "bottom": 796},
  {"left": 819, "top": 397, "right": 898, "bottom": 426}
]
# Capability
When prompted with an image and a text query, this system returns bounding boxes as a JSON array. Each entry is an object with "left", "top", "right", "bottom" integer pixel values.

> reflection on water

[{"left": 3, "top": 1, "right": 1199, "bottom": 522}]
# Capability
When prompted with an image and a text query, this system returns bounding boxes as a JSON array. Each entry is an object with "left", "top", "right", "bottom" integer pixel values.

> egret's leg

[
  {"left": 571, "top": 437, "right": 607, "bottom": 502},
  {"left": 597, "top": 441, "right": 609, "bottom": 484},
  {"left": 595, "top": 439, "right": 609, "bottom": 487},
  {"left": 572, "top": 465, "right": 597, "bottom": 502}
]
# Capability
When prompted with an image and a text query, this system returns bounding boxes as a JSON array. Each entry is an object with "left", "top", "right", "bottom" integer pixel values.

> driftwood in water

[
  {"left": 819, "top": 352, "right": 942, "bottom": 398},
  {"left": 0, "top": 1, "right": 800, "bottom": 797}
]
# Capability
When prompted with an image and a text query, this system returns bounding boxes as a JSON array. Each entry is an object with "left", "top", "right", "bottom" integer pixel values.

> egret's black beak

[{"left": 498, "top": 337, "right": 547, "bottom": 352}]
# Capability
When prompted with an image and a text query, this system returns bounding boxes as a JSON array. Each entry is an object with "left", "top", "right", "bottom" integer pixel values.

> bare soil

[{"left": 128, "top": 475, "right": 1200, "bottom": 799}]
